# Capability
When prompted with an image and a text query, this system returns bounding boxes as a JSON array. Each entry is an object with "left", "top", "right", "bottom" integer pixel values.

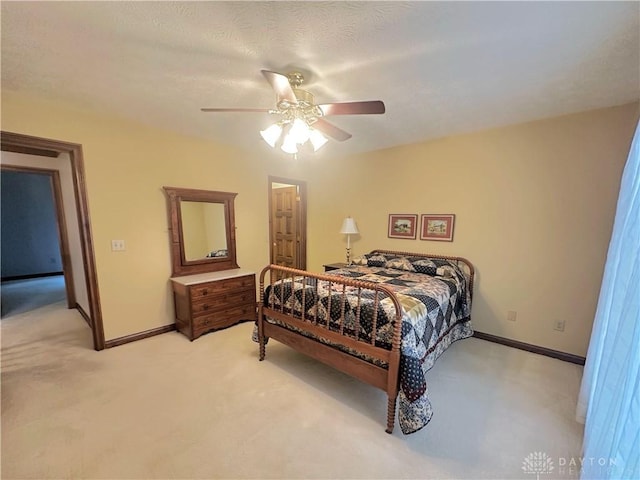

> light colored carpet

[
  {"left": 1, "top": 302, "right": 584, "bottom": 479},
  {"left": 1, "top": 275, "right": 66, "bottom": 318}
]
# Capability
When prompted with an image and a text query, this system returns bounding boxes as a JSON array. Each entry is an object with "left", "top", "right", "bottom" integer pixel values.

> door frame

[
  {"left": 1, "top": 131, "right": 105, "bottom": 351},
  {"left": 268, "top": 176, "right": 307, "bottom": 270},
  {"left": 1, "top": 164, "right": 76, "bottom": 308}
]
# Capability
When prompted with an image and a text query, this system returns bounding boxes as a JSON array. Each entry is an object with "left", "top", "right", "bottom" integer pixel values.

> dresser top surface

[{"left": 170, "top": 268, "right": 255, "bottom": 286}]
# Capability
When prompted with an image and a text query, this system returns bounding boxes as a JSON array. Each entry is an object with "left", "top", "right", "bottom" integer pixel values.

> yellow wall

[
  {"left": 2, "top": 91, "right": 637, "bottom": 357},
  {"left": 321, "top": 103, "right": 639, "bottom": 357},
  {"left": 0, "top": 91, "right": 337, "bottom": 340}
]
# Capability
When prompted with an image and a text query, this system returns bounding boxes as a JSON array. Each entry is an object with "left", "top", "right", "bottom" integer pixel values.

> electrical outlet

[
  {"left": 507, "top": 310, "right": 517, "bottom": 322},
  {"left": 553, "top": 320, "right": 565, "bottom": 332},
  {"left": 111, "top": 240, "right": 125, "bottom": 252}
]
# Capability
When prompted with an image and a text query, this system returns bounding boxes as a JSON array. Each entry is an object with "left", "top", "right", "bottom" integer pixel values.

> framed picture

[
  {"left": 388, "top": 214, "right": 418, "bottom": 239},
  {"left": 420, "top": 214, "right": 455, "bottom": 242}
]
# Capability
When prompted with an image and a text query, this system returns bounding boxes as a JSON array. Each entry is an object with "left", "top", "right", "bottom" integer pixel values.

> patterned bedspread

[{"left": 257, "top": 255, "right": 473, "bottom": 434}]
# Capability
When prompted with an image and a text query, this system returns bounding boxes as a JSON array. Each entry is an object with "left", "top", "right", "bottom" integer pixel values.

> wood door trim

[
  {"left": 1, "top": 164, "right": 76, "bottom": 308},
  {"left": 1, "top": 131, "right": 105, "bottom": 351},
  {"left": 268, "top": 176, "right": 307, "bottom": 270}
]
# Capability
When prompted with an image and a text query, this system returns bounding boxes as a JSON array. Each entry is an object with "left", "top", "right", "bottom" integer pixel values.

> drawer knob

[{"left": 203, "top": 304, "right": 209, "bottom": 310}]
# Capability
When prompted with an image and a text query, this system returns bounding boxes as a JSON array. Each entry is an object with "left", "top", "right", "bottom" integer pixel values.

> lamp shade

[{"left": 339, "top": 217, "right": 359, "bottom": 235}]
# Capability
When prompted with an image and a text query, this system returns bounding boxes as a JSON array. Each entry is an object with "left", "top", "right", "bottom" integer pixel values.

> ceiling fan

[{"left": 201, "top": 70, "right": 385, "bottom": 153}]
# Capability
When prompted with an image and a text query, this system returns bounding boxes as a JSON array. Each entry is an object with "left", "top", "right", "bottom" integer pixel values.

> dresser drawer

[
  {"left": 191, "top": 289, "right": 255, "bottom": 317},
  {"left": 190, "top": 275, "right": 255, "bottom": 299},
  {"left": 171, "top": 270, "right": 257, "bottom": 341},
  {"left": 192, "top": 304, "right": 256, "bottom": 336}
]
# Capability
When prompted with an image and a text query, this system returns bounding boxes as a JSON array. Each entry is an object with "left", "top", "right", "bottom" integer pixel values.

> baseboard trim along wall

[
  {"left": 104, "top": 325, "right": 587, "bottom": 362},
  {"left": 473, "top": 331, "right": 586, "bottom": 365},
  {"left": 1, "top": 271, "right": 64, "bottom": 282},
  {"left": 104, "top": 324, "right": 177, "bottom": 349}
]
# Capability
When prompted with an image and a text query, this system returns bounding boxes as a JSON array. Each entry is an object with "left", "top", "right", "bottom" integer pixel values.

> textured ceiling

[{"left": 2, "top": 1, "right": 639, "bottom": 159}]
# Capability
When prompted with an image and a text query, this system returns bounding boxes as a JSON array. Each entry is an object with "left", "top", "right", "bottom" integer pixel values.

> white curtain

[{"left": 577, "top": 119, "right": 640, "bottom": 480}]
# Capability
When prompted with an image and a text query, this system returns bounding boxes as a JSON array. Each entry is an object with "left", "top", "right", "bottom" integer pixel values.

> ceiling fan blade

[
  {"left": 261, "top": 70, "right": 297, "bottom": 103},
  {"left": 318, "top": 101, "right": 385, "bottom": 116},
  {"left": 312, "top": 119, "right": 352, "bottom": 142},
  {"left": 201, "top": 108, "right": 270, "bottom": 113}
]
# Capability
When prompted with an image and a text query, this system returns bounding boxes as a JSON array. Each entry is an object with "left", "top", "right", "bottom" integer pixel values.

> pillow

[
  {"left": 350, "top": 253, "right": 388, "bottom": 266},
  {"left": 366, "top": 254, "right": 388, "bottom": 267},
  {"left": 385, "top": 256, "right": 416, "bottom": 272},
  {"left": 435, "top": 266, "right": 454, "bottom": 278},
  {"left": 412, "top": 265, "right": 438, "bottom": 276},
  {"left": 408, "top": 258, "right": 437, "bottom": 275},
  {"left": 408, "top": 257, "right": 456, "bottom": 277},
  {"left": 353, "top": 253, "right": 456, "bottom": 278},
  {"left": 351, "top": 255, "right": 368, "bottom": 266}
]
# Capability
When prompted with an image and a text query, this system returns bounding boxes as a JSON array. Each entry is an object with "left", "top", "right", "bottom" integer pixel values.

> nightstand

[{"left": 323, "top": 262, "right": 349, "bottom": 272}]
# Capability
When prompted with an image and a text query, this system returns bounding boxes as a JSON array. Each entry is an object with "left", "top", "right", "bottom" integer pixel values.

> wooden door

[{"left": 271, "top": 185, "right": 298, "bottom": 275}]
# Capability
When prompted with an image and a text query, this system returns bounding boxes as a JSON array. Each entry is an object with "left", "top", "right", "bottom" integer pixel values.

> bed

[
  {"left": 205, "top": 248, "right": 228, "bottom": 258},
  {"left": 255, "top": 249, "right": 474, "bottom": 434}
]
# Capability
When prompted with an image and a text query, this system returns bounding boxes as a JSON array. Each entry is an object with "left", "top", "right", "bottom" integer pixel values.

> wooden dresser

[{"left": 170, "top": 268, "right": 257, "bottom": 341}]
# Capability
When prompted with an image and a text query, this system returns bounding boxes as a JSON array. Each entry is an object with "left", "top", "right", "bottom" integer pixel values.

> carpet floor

[
  {"left": 1, "top": 302, "right": 585, "bottom": 479},
  {"left": 1, "top": 275, "right": 66, "bottom": 318}
]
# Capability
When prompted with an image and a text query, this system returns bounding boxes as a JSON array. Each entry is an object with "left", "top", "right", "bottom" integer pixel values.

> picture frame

[
  {"left": 420, "top": 214, "right": 455, "bottom": 242},
  {"left": 388, "top": 214, "right": 418, "bottom": 239}
]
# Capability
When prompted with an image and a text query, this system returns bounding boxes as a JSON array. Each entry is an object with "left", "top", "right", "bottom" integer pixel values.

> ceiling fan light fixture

[
  {"left": 281, "top": 135, "right": 298, "bottom": 154},
  {"left": 260, "top": 123, "right": 283, "bottom": 147},
  {"left": 203, "top": 69, "right": 385, "bottom": 157},
  {"left": 309, "top": 128, "right": 328, "bottom": 151},
  {"left": 290, "top": 118, "right": 311, "bottom": 144}
]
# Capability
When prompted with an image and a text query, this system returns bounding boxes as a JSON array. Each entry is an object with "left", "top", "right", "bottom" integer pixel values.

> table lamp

[{"left": 339, "top": 217, "right": 359, "bottom": 265}]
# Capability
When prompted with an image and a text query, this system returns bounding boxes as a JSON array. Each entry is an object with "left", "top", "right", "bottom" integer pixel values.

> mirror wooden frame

[{"left": 163, "top": 186, "right": 239, "bottom": 276}]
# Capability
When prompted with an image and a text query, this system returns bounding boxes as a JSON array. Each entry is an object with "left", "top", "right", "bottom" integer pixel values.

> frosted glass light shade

[
  {"left": 289, "top": 118, "right": 311, "bottom": 144},
  {"left": 340, "top": 217, "right": 359, "bottom": 234},
  {"left": 260, "top": 123, "right": 283, "bottom": 147},
  {"left": 262, "top": 120, "right": 328, "bottom": 155},
  {"left": 281, "top": 134, "right": 298, "bottom": 154},
  {"left": 309, "top": 129, "right": 328, "bottom": 151}
]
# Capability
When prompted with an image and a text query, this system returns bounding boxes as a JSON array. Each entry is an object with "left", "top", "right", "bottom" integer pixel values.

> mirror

[
  {"left": 163, "top": 187, "right": 239, "bottom": 276},
  {"left": 180, "top": 201, "right": 227, "bottom": 261}
]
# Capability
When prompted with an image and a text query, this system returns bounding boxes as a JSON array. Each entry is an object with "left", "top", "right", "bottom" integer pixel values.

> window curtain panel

[{"left": 576, "top": 119, "right": 639, "bottom": 480}]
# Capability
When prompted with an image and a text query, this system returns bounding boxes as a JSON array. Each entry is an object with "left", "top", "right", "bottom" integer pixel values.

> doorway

[
  {"left": 268, "top": 176, "right": 307, "bottom": 273},
  {"left": 0, "top": 131, "right": 104, "bottom": 350},
  {"left": 1, "top": 165, "right": 76, "bottom": 316}
]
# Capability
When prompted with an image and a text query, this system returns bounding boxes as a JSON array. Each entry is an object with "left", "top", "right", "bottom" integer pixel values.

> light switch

[{"left": 111, "top": 240, "right": 125, "bottom": 251}]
